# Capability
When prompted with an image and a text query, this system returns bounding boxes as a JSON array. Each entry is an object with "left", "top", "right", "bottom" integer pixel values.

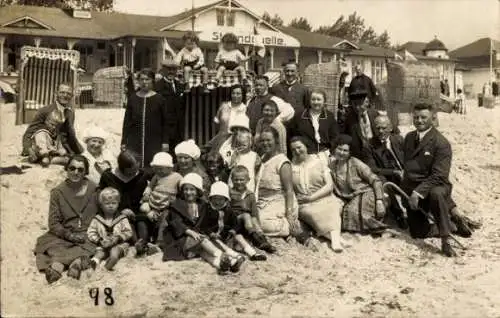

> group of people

[{"left": 25, "top": 53, "right": 481, "bottom": 284}]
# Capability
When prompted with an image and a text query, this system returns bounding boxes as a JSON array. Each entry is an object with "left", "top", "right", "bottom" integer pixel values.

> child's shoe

[
  {"left": 230, "top": 255, "right": 246, "bottom": 273},
  {"left": 104, "top": 256, "right": 119, "bottom": 271},
  {"left": 217, "top": 253, "right": 232, "bottom": 275},
  {"left": 134, "top": 239, "right": 147, "bottom": 257},
  {"left": 249, "top": 253, "right": 267, "bottom": 261},
  {"left": 40, "top": 157, "right": 50, "bottom": 167}
]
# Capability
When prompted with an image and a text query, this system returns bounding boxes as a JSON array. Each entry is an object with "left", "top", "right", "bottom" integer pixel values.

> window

[
  {"left": 370, "top": 60, "right": 384, "bottom": 84},
  {"left": 226, "top": 10, "right": 235, "bottom": 26},
  {"left": 96, "top": 41, "right": 106, "bottom": 50},
  {"left": 351, "top": 59, "right": 363, "bottom": 75},
  {"left": 216, "top": 9, "right": 225, "bottom": 26}
]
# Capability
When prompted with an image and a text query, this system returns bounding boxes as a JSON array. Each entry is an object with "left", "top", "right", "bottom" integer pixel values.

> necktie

[{"left": 171, "top": 81, "right": 176, "bottom": 94}]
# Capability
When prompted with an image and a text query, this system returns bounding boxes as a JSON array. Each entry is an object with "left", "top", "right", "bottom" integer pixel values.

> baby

[
  {"left": 229, "top": 166, "right": 276, "bottom": 254},
  {"left": 140, "top": 152, "right": 183, "bottom": 243},
  {"left": 175, "top": 31, "right": 209, "bottom": 93},
  {"left": 228, "top": 129, "right": 260, "bottom": 193},
  {"left": 214, "top": 33, "right": 250, "bottom": 84},
  {"left": 29, "top": 111, "right": 66, "bottom": 167},
  {"left": 87, "top": 187, "right": 134, "bottom": 270}
]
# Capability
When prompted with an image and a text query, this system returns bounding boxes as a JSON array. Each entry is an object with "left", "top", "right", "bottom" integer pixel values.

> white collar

[
  {"left": 285, "top": 79, "right": 297, "bottom": 86},
  {"left": 418, "top": 127, "right": 432, "bottom": 139}
]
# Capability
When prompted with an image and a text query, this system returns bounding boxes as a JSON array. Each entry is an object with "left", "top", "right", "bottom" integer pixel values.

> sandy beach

[{"left": 1, "top": 102, "right": 499, "bottom": 317}]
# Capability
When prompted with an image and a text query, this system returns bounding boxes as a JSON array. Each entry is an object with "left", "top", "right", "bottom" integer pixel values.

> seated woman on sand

[
  {"left": 174, "top": 140, "right": 211, "bottom": 195},
  {"left": 328, "top": 134, "right": 388, "bottom": 235},
  {"left": 289, "top": 136, "right": 346, "bottom": 252},
  {"left": 255, "top": 127, "right": 309, "bottom": 245},
  {"left": 34, "top": 155, "right": 98, "bottom": 284},
  {"left": 81, "top": 127, "right": 115, "bottom": 184}
]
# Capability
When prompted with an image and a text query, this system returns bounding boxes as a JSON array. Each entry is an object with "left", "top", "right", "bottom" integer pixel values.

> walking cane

[{"left": 383, "top": 182, "right": 467, "bottom": 250}]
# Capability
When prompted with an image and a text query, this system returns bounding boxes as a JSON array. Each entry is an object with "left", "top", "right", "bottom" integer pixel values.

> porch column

[
  {"left": 66, "top": 38, "right": 78, "bottom": 50},
  {"left": 111, "top": 43, "right": 118, "bottom": 67},
  {"left": 294, "top": 48, "right": 299, "bottom": 64},
  {"left": 130, "top": 38, "right": 136, "bottom": 72},
  {"left": 269, "top": 47, "right": 275, "bottom": 69},
  {"left": 156, "top": 39, "right": 163, "bottom": 71},
  {"left": 317, "top": 50, "right": 323, "bottom": 64},
  {"left": 243, "top": 45, "right": 250, "bottom": 70},
  {"left": 120, "top": 42, "right": 126, "bottom": 67},
  {"left": 34, "top": 37, "right": 42, "bottom": 47},
  {"left": 0, "top": 36, "right": 5, "bottom": 73},
  {"left": 332, "top": 53, "right": 337, "bottom": 63}
]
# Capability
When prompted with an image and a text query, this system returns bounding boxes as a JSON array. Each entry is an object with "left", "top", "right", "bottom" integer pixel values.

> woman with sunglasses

[{"left": 35, "top": 155, "right": 99, "bottom": 284}]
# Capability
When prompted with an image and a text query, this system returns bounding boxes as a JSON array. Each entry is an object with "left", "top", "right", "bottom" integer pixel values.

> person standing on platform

[
  {"left": 269, "top": 61, "right": 311, "bottom": 112},
  {"left": 348, "top": 65, "right": 377, "bottom": 103},
  {"left": 155, "top": 60, "right": 184, "bottom": 152}
]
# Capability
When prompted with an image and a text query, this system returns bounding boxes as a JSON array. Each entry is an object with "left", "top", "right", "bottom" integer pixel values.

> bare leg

[
  {"left": 198, "top": 238, "right": 224, "bottom": 268},
  {"left": 90, "top": 249, "right": 107, "bottom": 269},
  {"left": 105, "top": 246, "right": 124, "bottom": 271},
  {"left": 216, "top": 66, "right": 226, "bottom": 81}
]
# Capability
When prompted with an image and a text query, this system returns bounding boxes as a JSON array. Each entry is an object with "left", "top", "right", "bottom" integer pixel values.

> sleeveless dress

[
  {"left": 255, "top": 153, "right": 293, "bottom": 237},
  {"left": 292, "top": 156, "right": 343, "bottom": 236}
]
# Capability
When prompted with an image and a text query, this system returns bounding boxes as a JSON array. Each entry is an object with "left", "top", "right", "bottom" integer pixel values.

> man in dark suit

[
  {"left": 402, "top": 102, "right": 459, "bottom": 256},
  {"left": 154, "top": 60, "right": 184, "bottom": 151},
  {"left": 365, "top": 115, "right": 408, "bottom": 228},
  {"left": 269, "top": 61, "right": 310, "bottom": 111},
  {"left": 22, "top": 83, "right": 83, "bottom": 165},
  {"left": 348, "top": 65, "right": 377, "bottom": 102},
  {"left": 342, "top": 88, "right": 384, "bottom": 162}
]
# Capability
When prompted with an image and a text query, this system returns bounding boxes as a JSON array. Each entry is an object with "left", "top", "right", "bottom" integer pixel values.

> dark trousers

[{"left": 405, "top": 185, "right": 454, "bottom": 238}]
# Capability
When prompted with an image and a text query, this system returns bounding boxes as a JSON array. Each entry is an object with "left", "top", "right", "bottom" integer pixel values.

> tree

[
  {"left": 315, "top": 12, "right": 392, "bottom": 48},
  {"left": 0, "top": 0, "right": 113, "bottom": 11},
  {"left": 262, "top": 11, "right": 284, "bottom": 27},
  {"left": 373, "top": 30, "right": 391, "bottom": 49},
  {"left": 288, "top": 17, "right": 312, "bottom": 31}
]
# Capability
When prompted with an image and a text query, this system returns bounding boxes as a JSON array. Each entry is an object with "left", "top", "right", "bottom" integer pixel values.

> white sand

[{"left": 1, "top": 102, "right": 499, "bottom": 317}]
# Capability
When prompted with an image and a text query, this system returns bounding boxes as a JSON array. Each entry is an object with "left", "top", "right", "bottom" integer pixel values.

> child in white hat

[
  {"left": 207, "top": 181, "right": 267, "bottom": 262},
  {"left": 82, "top": 126, "right": 115, "bottom": 184},
  {"left": 163, "top": 174, "right": 244, "bottom": 275},
  {"left": 139, "top": 152, "right": 183, "bottom": 250}
]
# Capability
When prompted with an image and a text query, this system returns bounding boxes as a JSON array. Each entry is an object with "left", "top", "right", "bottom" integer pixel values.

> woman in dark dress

[
  {"left": 121, "top": 68, "right": 175, "bottom": 169},
  {"left": 98, "top": 150, "right": 155, "bottom": 256},
  {"left": 35, "top": 155, "right": 98, "bottom": 284}
]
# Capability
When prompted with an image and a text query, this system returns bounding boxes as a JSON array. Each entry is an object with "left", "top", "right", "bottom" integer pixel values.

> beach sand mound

[{"left": 1, "top": 103, "right": 499, "bottom": 317}]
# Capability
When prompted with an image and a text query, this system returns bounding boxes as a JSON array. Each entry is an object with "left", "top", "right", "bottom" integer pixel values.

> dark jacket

[
  {"left": 348, "top": 74, "right": 377, "bottom": 100},
  {"left": 162, "top": 199, "right": 235, "bottom": 260},
  {"left": 22, "top": 103, "right": 83, "bottom": 156},
  {"left": 154, "top": 77, "right": 184, "bottom": 148},
  {"left": 342, "top": 108, "right": 380, "bottom": 162},
  {"left": 401, "top": 127, "right": 452, "bottom": 198},
  {"left": 270, "top": 80, "right": 310, "bottom": 111},
  {"left": 288, "top": 108, "right": 339, "bottom": 155},
  {"left": 246, "top": 93, "right": 273, "bottom": 132},
  {"left": 365, "top": 134, "right": 405, "bottom": 182}
]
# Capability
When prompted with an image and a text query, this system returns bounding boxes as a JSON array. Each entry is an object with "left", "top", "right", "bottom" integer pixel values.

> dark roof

[
  {"left": 0, "top": 5, "right": 186, "bottom": 39},
  {"left": 398, "top": 41, "right": 427, "bottom": 55},
  {"left": 349, "top": 43, "right": 396, "bottom": 58},
  {"left": 424, "top": 37, "right": 447, "bottom": 52},
  {"left": 449, "top": 37, "right": 500, "bottom": 58},
  {"left": 277, "top": 26, "right": 348, "bottom": 50}
]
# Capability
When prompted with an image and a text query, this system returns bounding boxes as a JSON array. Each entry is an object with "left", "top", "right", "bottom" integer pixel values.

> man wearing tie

[
  {"left": 154, "top": 60, "right": 183, "bottom": 152},
  {"left": 365, "top": 115, "right": 407, "bottom": 228},
  {"left": 402, "top": 102, "right": 458, "bottom": 257}
]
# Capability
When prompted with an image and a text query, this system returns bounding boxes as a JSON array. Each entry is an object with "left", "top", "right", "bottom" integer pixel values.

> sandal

[{"left": 249, "top": 253, "right": 267, "bottom": 261}]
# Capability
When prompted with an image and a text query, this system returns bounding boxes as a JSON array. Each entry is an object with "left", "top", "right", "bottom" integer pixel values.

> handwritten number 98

[{"left": 89, "top": 287, "right": 114, "bottom": 306}]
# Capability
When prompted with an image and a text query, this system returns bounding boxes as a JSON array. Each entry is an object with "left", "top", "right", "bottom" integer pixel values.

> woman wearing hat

[
  {"left": 121, "top": 68, "right": 176, "bottom": 169},
  {"left": 174, "top": 140, "right": 211, "bottom": 195},
  {"left": 81, "top": 126, "right": 115, "bottom": 184},
  {"left": 162, "top": 173, "right": 244, "bottom": 275}
]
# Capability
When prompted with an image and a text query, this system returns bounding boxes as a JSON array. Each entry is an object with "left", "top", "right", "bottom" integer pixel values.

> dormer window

[{"left": 216, "top": 8, "right": 235, "bottom": 26}]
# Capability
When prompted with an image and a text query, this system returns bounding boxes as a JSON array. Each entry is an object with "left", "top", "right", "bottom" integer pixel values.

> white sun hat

[
  {"left": 83, "top": 126, "right": 108, "bottom": 143},
  {"left": 229, "top": 114, "right": 250, "bottom": 132},
  {"left": 209, "top": 181, "right": 230, "bottom": 200},
  {"left": 179, "top": 173, "right": 204, "bottom": 191},
  {"left": 150, "top": 152, "right": 174, "bottom": 167},
  {"left": 175, "top": 139, "right": 201, "bottom": 160}
]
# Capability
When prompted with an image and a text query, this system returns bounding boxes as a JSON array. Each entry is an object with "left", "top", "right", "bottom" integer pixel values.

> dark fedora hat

[{"left": 348, "top": 87, "right": 368, "bottom": 98}]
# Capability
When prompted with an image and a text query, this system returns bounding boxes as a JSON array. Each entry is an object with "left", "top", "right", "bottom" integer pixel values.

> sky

[{"left": 114, "top": 0, "right": 499, "bottom": 50}]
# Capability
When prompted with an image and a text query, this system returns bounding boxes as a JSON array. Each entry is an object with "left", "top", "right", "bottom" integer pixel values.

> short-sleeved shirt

[{"left": 215, "top": 49, "right": 245, "bottom": 64}]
